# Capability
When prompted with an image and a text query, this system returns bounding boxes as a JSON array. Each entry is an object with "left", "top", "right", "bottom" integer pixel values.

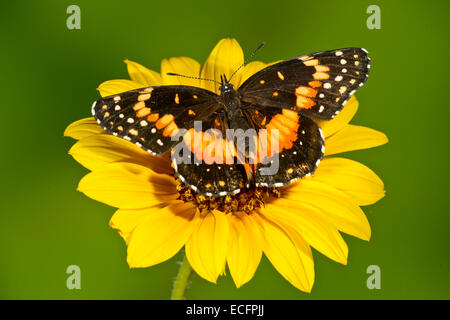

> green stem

[{"left": 170, "top": 253, "right": 192, "bottom": 300}]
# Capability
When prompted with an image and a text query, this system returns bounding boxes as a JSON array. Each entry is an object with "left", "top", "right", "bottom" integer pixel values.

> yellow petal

[
  {"left": 110, "top": 208, "right": 151, "bottom": 245},
  {"left": 124, "top": 59, "right": 163, "bottom": 86},
  {"left": 97, "top": 79, "right": 144, "bottom": 97},
  {"left": 126, "top": 201, "right": 200, "bottom": 267},
  {"left": 78, "top": 162, "right": 178, "bottom": 209},
  {"left": 250, "top": 212, "right": 315, "bottom": 293},
  {"left": 317, "top": 95, "right": 359, "bottom": 137},
  {"left": 64, "top": 117, "right": 104, "bottom": 140},
  {"left": 325, "top": 124, "right": 389, "bottom": 156},
  {"left": 69, "top": 134, "right": 173, "bottom": 175},
  {"left": 200, "top": 38, "right": 244, "bottom": 93},
  {"left": 227, "top": 212, "right": 262, "bottom": 288},
  {"left": 313, "top": 158, "right": 385, "bottom": 206},
  {"left": 160, "top": 57, "right": 201, "bottom": 86},
  {"left": 263, "top": 201, "right": 348, "bottom": 265},
  {"left": 111, "top": 200, "right": 187, "bottom": 244},
  {"left": 185, "top": 210, "right": 230, "bottom": 283},
  {"left": 283, "top": 179, "right": 371, "bottom": 241}
]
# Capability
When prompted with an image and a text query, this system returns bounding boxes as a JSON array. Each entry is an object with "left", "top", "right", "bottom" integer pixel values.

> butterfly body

[
  {"left": 92, "top": 47, "right": 370, "bottom": 196},
  {"left": 217, "top": 82, "right": 245, "bottom": 129}
]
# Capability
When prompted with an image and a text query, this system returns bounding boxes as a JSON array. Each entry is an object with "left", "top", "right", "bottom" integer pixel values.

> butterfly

[{"left": 92, "top": 47, "right": 370, "bottom": 197}]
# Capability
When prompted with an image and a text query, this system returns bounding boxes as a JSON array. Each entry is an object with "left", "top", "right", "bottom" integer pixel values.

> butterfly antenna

[
  {"left": 229, "top": 42, "right": 266, "bottom": 82},
  {"left": 166, "top": 73, "right": 221, "bottom": 85}
]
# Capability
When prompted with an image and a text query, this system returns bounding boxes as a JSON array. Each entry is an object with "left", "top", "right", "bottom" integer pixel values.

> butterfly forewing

[
  {"left": 238, "top": 48, "right": 370, "bottom": 120},
  {"left": 92, "top": 86, "right": 219, "bottom": 154}
]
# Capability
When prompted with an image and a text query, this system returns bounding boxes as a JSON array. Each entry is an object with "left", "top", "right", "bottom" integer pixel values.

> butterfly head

[{"left": 219, "top": 74, "right": 235, "bottom": 96}]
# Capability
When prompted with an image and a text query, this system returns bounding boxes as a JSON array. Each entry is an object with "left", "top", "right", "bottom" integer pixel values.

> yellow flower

[{"left": 64, "top": 38, "right": 388, "bottom": 293}]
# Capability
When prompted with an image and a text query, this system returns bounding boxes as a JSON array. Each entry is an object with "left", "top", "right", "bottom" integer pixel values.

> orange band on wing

[
  {"left": 183, "top": 129, "right": 236, "bottom": 164},
  {"left": 136, "top": 107, "right": 151, "bottom": 117},
  {"left": 295, "top": 86, "right": 318, "bottom": 98},
  {"left": 147, "top": 113, "right": 159, "bottom": 122},
  {"left": 296, "top": 95, "right": 316, "bottom": 109},
  {"left": 156, "top": 114, "right": 174, "bottom": 129},
  {"left": 308, "top": 80, "right": 322, "bottom": 88},
  {"left": 256, "top": 110, "right": 300, "bottom": 162}
]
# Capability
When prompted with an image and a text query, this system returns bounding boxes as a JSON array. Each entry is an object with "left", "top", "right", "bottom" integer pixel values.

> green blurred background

[{"left": 0, "top": 0, "right": 449, "bottom": 299}]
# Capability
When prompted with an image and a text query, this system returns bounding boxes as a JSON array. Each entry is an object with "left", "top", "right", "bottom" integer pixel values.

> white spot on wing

[
  {"left": 315, "top": 159, "right": 321, "bottom": 167},
  {"left": 91, "top": 101, "right": 97, "bottom": 115},
  {"left": 318, "top": 127, "right": 325, "bottom": 141},
  {"left": 274, "top": 183, "right": 284, "bottom": 187}
]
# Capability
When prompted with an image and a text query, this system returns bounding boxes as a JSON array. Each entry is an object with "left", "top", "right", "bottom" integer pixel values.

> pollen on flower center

[{"left": 175, "top": 178, "right": 280, "bottom": 214}]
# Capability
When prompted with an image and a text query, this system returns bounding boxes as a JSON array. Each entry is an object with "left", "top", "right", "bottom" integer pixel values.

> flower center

[{"left": 175, "top": 178, "right": 280, "bottom": 214}]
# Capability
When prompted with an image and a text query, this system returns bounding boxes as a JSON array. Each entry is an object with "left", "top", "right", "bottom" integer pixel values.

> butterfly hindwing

[
  {"left": 173, "top": 150, "right": 249, "bottom": 197},
  {"left": 171, "top": 113, "right": 249, "bottom": 196},
  {"left": 238, "top": 48, "right": 370, "bottom": 120},
  {"left": 92, "top": 85, "right": 219, "bottom": 154},
  {"left": 253, "top": 113, "right": 324, "bottom": 187}
]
